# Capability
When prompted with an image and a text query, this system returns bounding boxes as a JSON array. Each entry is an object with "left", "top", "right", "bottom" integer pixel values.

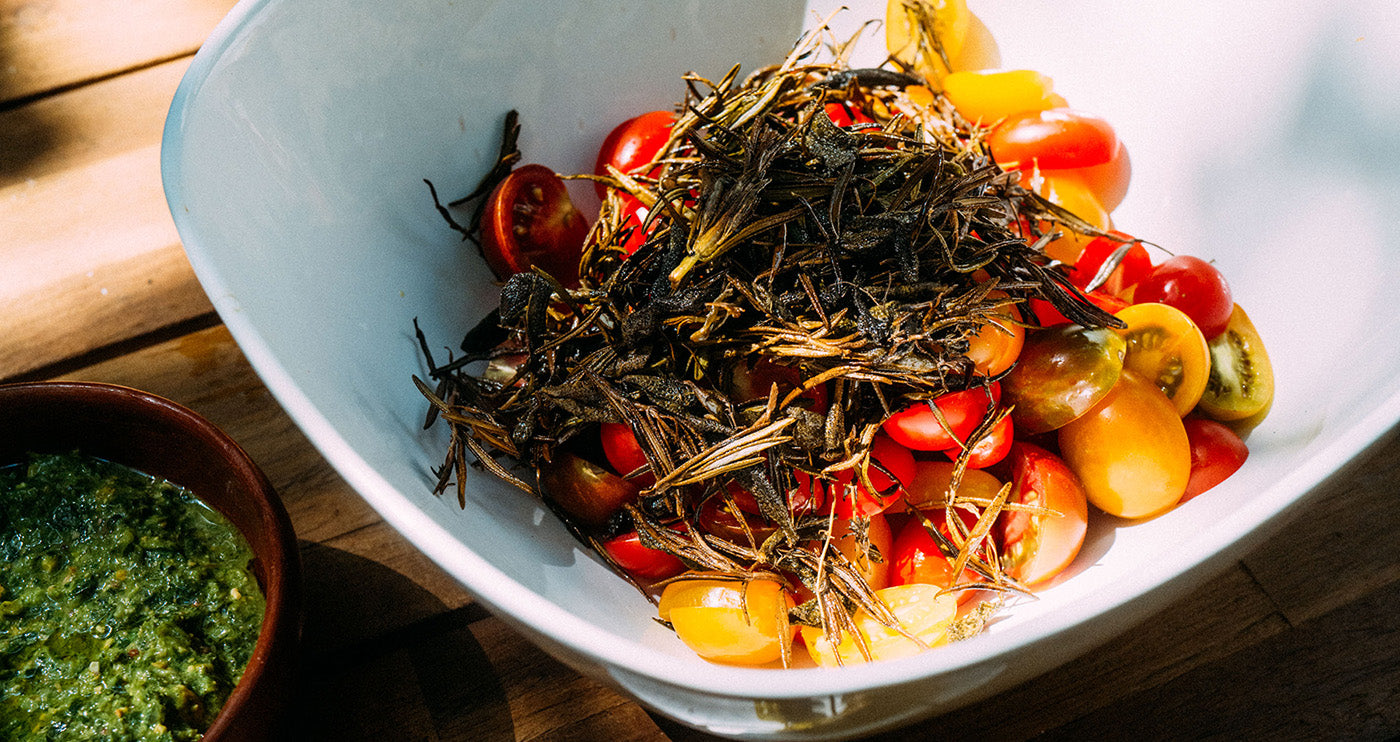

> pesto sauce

[{"left": 0, "top": 452, "right": 266, "bottom": 741}]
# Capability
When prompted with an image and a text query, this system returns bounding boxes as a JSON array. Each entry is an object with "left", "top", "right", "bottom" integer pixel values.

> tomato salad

[{"left": 417, "top": 0, "right": 1274, "bottom": 668}]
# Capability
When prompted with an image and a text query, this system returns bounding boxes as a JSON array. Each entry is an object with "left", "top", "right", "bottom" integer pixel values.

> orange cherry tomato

[
  {"left": 1066, "top": 141, "right": 1132, "bottom": 212},
  {"left": 660, "top": 577, "right": 796, "bottom": 665},
  {"left": 823, "top": 513, "right": 894, "bottom": 591},
  {"left": 1115, "top": 302, "right": 1211, "bottom": 416},
  {"left": 989, "top": 108, "right": 1118, "bottom": 171},
  {"left": 996, "top": 442, "right": 1088, "bottom": 586},
  {"left": 903, "top": 460, "right": 1006, "bottom": 511},
  {"left": 941, "top": 69, "right": 1055, "bottom": 124},
  {"left": 885, "top": 0, "right": 973, "bottom": 82},
  {"left": 800, "top": 584, "right": 958, "bottom": 667},
  {"left": 1057, "top": 369, "right": 1191, "bottom": 519},
  {"left": 594, "top": 110, "right": 674, "bottom": 199},
  {"left": 965, "top": 299, "right": 1025, "bottom": 376},
  {"left": 480, "top": 164, "right": 590, "bottom": 285}
]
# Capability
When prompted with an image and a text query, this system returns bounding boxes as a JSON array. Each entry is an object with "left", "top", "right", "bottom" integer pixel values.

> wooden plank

[
  {"left": 0, "top": 0, "right": 236, "bottom": 105},
  {"left": 2, "top": 59, "right": 214, "bottom": 380}
]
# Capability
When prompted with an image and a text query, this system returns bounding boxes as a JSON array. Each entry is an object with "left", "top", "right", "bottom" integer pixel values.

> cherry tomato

[
  {"left": 882, "top": 384, "right": 998, "bottom": 452},
  {"left": 612, "top": 193, "right": 653, "bottom": 256},
  {"left": 1067, "top": 232, "right": 1152, "bottom": 297},
  {"left": 730, "top": 358, "right": 828, "bottom": 412},
  {"left": 1028, "top": 289, "right": 1128, "bottom": 329},
  {"left": 817, "top": 435, "right": 917, "bottom": 519},
  {"left": 1003, "top": 325, "right": 1126, "bottom": 434},
  {"left": 1057, "top": 370, "right": 1191, "bottom": 519},
  {"left": 1116, "top": 302, "right": 1211, "bottom": 416},
  {"left": 603, "top": 528, "right": 686, "bottom": 582},
  {"left": 942, "top": 69, "right": 1056, "bottom": 124},
  {"left": 698, "top": 496, "right": 778, "bottom": 546},
  {"left": 800, "top": 584, "right": 957, "bottom": 667},
  {"left": 964, "top": 298, "right": 1024, "bottom": 376},
  {"left": 660, "top": 577, "right": 796, "bottom": 665},
  {"left": 1181, "top": 416, "right": 1249, "bottom": 502},
  {"left": 890, "top": 509, "right": 983, "bottom": 603},
  {"left": 946, "top": 411, "right": 1013, "bottom": 469},
  {"left": 824, "top": 514, "right": 894, "bottom": 591},
  {"left": 536, "top": 452, "right": 639, "bottom": 526},
  {"left": 902, "top": 460, "right": 1006, "bottom": 511},
  {"left": 989, "top": 108, "right": 1118, "bottom": 172},
  {"left": 1199, "top": 304, "right": 1274, "bottom": 421},
  {"left": 600, "top": 422, "right": 654, "bottom": 486},
  {"left": 480, "top": 164, "right": 590, "bottom": 285},
  {"left": 1070, "top": 141, "right": 1132, "bottom": 212},
  {"left": 996, "top": 442, "right": 1088, "bottom": 586},
  {"left": 824, "top": 101, "right": 875, "bottom": 128},
  {"left": 1132, "top": 255, "right": 1234, "bottom": 339},
  {"left": 885, "top": 0, "right": 973, "bottom": 81},
  {"left": 593, "top": 110, "right": 675, "bottom": 199}
]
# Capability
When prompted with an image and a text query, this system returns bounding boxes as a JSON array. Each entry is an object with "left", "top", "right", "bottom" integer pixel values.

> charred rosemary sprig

[{"left": 415, "top": 24, "right": 1118, "bottom": 663}]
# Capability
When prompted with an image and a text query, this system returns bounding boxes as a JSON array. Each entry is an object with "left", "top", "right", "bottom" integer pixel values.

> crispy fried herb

[{"left": 415, "top": 21, "right": 1120, "bottom": 663}]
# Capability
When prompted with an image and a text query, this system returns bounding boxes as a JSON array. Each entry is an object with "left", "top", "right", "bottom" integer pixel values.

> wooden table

[{"left": 4, "top": 2, "right": 1398, "bottom": 739}]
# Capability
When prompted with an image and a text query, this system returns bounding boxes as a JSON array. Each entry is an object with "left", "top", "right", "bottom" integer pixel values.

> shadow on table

[{"left": 285, "top": 541, "right": 515, "bottom": 741}]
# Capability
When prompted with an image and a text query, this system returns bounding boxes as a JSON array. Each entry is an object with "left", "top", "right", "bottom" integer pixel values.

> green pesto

[{"left": 0, "top": 452, "right": 266, "bottom": 741}]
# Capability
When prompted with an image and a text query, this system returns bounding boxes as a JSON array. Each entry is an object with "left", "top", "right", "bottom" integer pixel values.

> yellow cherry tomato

[
  {"left": 942, "top": 69, "right": 1056, "bottom": 124},
  {"left": 1057, "top": 370, "right": 1191, "bottom": 519},
  {"left": 965, "top": 294, "right": 1025, "bottom": 376},
  {"left": 660, "top": 577, "right": 796, "bottom": 665},
  {"left": 825, "top": 514, "right": 894, "bottom": 591},
  {"left": 1116, "top": 302, "right": 1211, "bottom": 416},
  {"left": 800, "top": 584, "right": 958, "bottom": 667},
  {"left": 886, "top": 0, "right": 972, "bottom": 82}
]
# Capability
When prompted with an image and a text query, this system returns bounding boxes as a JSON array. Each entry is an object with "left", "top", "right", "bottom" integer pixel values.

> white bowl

[{"left": 162, "top": 0, "right": 1400, "bottom": 738}]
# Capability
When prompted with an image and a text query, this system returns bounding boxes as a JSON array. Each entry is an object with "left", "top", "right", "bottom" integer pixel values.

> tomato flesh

[
  {"left": 996, "top": 443, "right": 1089, "bottom": 586},
  {"left": 481, "top": 164, "right": 590, "bottom": 285},
  {"left": 660, "top": 578, "right": 796, "bottom": 665},
  {"left": 800, "top": 584, "right": 957, "bottom": 666},
  {"left": 1115, "top": 302, "right": 1211, "bottom": 416}
]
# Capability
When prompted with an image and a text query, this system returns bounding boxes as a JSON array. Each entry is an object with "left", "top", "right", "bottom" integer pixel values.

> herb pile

[{"left": 415, "top": 24, "right": 1119, "bottom": 660}]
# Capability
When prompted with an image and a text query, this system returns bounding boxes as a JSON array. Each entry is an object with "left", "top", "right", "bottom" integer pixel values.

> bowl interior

[
  {"left": 0, "top": 382, "right": 300, "bottom": 742},
  {"left": 161, "top": 0, "right": 1400, "bottom": 727}
]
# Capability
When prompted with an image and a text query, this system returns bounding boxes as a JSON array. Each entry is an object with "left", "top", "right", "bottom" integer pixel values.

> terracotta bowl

[{"left": 0, "top": 381, "right": 301, "bottom": 741}]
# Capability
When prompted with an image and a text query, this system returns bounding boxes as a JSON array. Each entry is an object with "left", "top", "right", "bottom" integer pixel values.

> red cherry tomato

[
  {"left": 988, "top": 108, "right": 1118, "bottom": 171},
  {"left": 480, "top": 164, "right": 590, "bottom": 286},
  {"left": 810, "top": 435, "right": 917, "bottom": 519},
  {"left": 600, "top": 422, "right": 654, "bottom": 486},
  {"left": 594, "top": 110, "right": 675, "bottom": 199},
  {"left": 1068, "top": 232, "right": 1153, "bottom": 297},
  {"left": 890, "top": 507, "right": 983, "bottom": 604},
  {"left": 536, "top": 452, "right": 639, "bottom": 526},
  {"left": 1180, "top": 416, "right": 1249, "bottom": 502},
  {"left": 603, "top": 528, "right": 686, "bottom": 581},
  {"left": 1028, "top": 289, "right": 1129, "bottom": 328},
  {"left": 614, "top": 194, "right": 652, "bottom": 256},
  {"left": 995, "top": 442, "right": 1089, "bottom": 586},
  {"left": 882, "top": 384, "right": 999, "bottom": 452},
  {"left": 824, "top": 101, "right": 875, "bottom": 127},
  {"left": 945, "top": 412, "right": 1013, "bottom": 469},
  {"left": 1132, "top": 255, "right": 1234, "bottom": 339},
  {"left": 729, "top": 358, "right": 828, "bottom": 412}
]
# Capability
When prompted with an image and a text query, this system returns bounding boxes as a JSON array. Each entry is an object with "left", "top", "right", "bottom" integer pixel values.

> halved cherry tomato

[
  {"left": 800, "top": 584, "right": 958, "bottom": 667},
  {"left": 1115, "top": 302, "right": 1211, "bottom": 416},
  {"left": 882, "top": 384, "right": 998, "bottom": 452},
  {"left": 823, "top": 514, "right": 894, "bottom": 591},
  {"left": 890, "top": 508, "right": 983, "bottom": 603},
  {"left": 480, "top": 164, "right": 590, "bottom": 285},
  {"left": 1181, "top": 416, "right": 1249, "bottom": 502},
  {"left": 1057, "top": 370, "right": 1191, "bottom": 519},
  {"left": 1067, "top": 232, "right": 1152, "bottom": 297},
  {"left": 536, "top": 452, "right": 639, "bottom": 526},
  {"left": 885, "top": 0, "right": 973, "bottom": 82},
  {"left": 989, "top": 108, "right": 1118, "bottom": 172},
  {"left": 600, "top": 422, "right": 654, "bottom": 486},
  {"left": 594, "top": 110, "right": 675, "bottom": 199},
  {"left": 942, "top": 69, "right": 1056, "bottom": 124},
  {"left": 1132, "top": 255, "right": 1234, "bottom": 340},
  {"left": 816, "top": 435, "right": 917, "bottom": 519},
  {"left": 996, "top": 442, "right": 1088, "bottom": 586},
  {"left": 946, "top": 411, "right": 1013, "bottom": 469},
  {"left": 1028, "top": 289, "right": 1128, "bottom": 329},
  {"left": 1199, "top": 304, "right": 1274, "bottom": 421},
  {"left": 603, "top": 528, "right": 686, "bottom": 582},
  {"left": 1069, "top": 140, "right": 1132, "bottom": 213},
  {"left": 660, "top": 577, "right": 796, "bottom": 665},
  {"left": 965, "top": 298, "right": 1024, "bottom": 376},
  {"left": 1003, "top": 325, "right": 1126, "bottom": 434}
]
